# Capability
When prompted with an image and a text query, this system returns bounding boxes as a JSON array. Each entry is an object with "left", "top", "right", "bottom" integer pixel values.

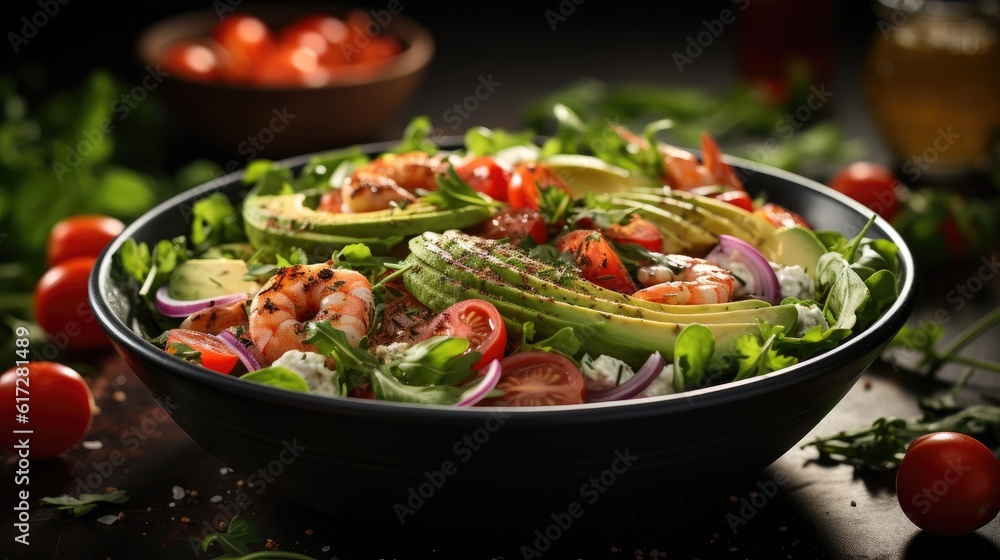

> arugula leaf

[
  {"left": 240, "top": 366, "right": 310, "bottom": 392},
  {"left": 464, "top": 125, "right": 538, "bottom": 157},
  {"left": 39, "top": 490, "right": 129, "bottom": 518},
  {"left": 331, "top": 243, "right": 388, "bottom": 285},
  {"left": 393, "top": 336, "right": 480, "bottom": 386},
  {"left": 304, "top": 321, "right": 378, "bottom": 381},
  {"left": 672, "top": 323, "right": 715, "bottom": 391},
  {"left": 387, "top": 115, "right": 438, "bottom": 154},
  {"left": 167, "top": 341, "right": 202, "bottom": 364},
  {"left": 369, "top": 366, "right": 469, "bottom": 406},
  {"left": 520, "top": 322, "right": 582, "bottom": 358},
  {"left": 190, "top": 193, "right": 245, "bottom": 252}
]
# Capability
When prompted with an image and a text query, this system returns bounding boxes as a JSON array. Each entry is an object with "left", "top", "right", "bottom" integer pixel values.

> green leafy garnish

[
  {"left": 240, "top": 366, "right": 310, "bottom": 392},
  {"left": 39, "top": 490, "right": 129, "bottom": 518},
  {"left": 520, "top": 322, "right": 582, "bottom": 358},
  {"left": 201, "top": 515, "right": 319, "bottom": 559},
  {"left": 424, "top": 165, "right": 503, "bottom": 210},
  {"left": 672, "top": 323, "right": 715, "bottom": 391},
  {"left": 387, "top": 114, "right": 438, "bottom": 155},
  {"left": 393, "top": 336, "right": 480, "bottom": 386}
]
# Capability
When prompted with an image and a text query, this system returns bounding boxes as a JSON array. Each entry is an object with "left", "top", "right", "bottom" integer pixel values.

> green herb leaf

[
  {"left": 202, "top": 515, "right": 261, "bottom": 557},
  {"left": 393, "top": 335, "right": 480, "bottom": 386},
  {"left": 191, "top": 192, "right": 244, "bottom": 252},
  {"left": 387, "top": 115, "right": 437, "bottom": 155},
  {"left": 424, "top": 165, "right": 503, "bottom": 210},
  {"left": 520, "top": 322, "right": 582, "bottom": 358},
  {"left": 370, "top": 365, "right": 468, "bottom": 406},
  {"left": 672, "top": 323, "right": 715, "bottom": 391},
  {"left": 39, "top": 490, "right": 129, "bottom": 518},
  {"left": 240, "top": 366, "right": 310, "bottom": 392}
]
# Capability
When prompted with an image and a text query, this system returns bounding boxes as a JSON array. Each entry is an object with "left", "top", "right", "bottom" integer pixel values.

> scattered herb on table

[
  {"left": 39, "top": 489, "right": 129, "bottom": 517},
  {"left": 202, "top": 515, "right": 318, "bottom": 559}
]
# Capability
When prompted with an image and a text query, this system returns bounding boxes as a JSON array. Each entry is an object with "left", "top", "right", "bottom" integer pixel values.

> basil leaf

[
  {"left": 673, "top": 323, "right": 715, "bottom": 391},
  {"left": 190, "top": 192, "right": 244, "bottom": 251},
  {"left": 39, "top": 490, "right": 129, "bottom": 518},
  {"left": 393, "top": 335, "right": 479, "bottom": 387},
  {"left": 240, "top": 366, "right": 310, "bottom": 392}
]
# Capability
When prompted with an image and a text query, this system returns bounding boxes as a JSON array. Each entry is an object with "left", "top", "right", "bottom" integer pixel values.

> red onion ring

[
  {"left": 216, "top": 330, "right": 261, "bottom": 373},
  {"left": 456, "top": 359, "right": 502, "bottom": 407},
  {"left": 705, "top": 234, "right": 782, "bottom": 305},
  {"left": 155, "top": 285, "right": 248, "bottom": 318},
  {"left": 585, "top": 352, "right": 665, "bottom": 403}
]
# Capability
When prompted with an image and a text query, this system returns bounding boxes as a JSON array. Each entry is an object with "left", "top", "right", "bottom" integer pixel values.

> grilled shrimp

[
  {"left": 611, "top": 123, "right": 744, "bottom": 192},
  {"left": 631, "top": 254, "right": 736, "bottom": 305},
  {"left": 180, "top": 299, "right": 249, "bottom": 335},
  {"left": 337, "top": 151, "right": 449, "bottom": 213},
  {"left": 248, "top": 263, "right": 374, "bottom": 365}
]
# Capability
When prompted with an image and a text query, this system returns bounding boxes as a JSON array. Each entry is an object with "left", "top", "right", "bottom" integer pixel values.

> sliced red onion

[
  {"left": 586, "top": 352, "right": 665, "bottom": 403},
  {"left": 705, "top": 234, "right": 782, "bottom": 305},
  {"left": 155, "top": 285, "right": 248, "bottom": 318},
  {"left": 455, "top": 359, "right": 502, "bottom": 407},
  {"left": 216, "top": 330, "right": 261, "bottom": 373}
]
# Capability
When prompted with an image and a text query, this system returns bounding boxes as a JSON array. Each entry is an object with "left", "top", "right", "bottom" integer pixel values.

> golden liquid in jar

[{"left": 864, "top": 9, "right": 1000, "bottom": 178}]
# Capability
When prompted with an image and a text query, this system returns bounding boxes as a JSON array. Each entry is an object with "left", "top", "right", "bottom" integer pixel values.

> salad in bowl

[{"left": 114, "top": 113, "right": 902, "bottom": 409}]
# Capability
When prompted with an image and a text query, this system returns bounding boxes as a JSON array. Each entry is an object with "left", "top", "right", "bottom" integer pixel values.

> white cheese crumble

[
  {"left": 272, "top": 350, "right": 340, "bottom": 397},
  {"left": 771, "top": 263, "right": 816, "bottom": 300},
  {"left": 580, "top": 354, "right": 678, "bottom": 398},
  {"left": 372, "top": 342, "right": 411, "bottom": 364},
  {"left": 792, "top": 303, "right": 829, "bottom": 337},
  {"left": 728, "top": 260, "right": 755, "bottom": 300}
]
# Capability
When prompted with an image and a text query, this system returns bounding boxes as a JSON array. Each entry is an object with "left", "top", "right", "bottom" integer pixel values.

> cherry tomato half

[
  {"left": 417, "top": 299, "right": 507, "bottom": 371},
  {"left": 456, "top": 156, "right": 513, "bottom": 202},
  {"left": 556, "top": 229, "right": 638, "bottom": 294},
  {"left": 160, "top": 41, "right": 223, "bottom": 82},
  {"left": 34, "top": 256, "right": 109, "bottom": 352},
  {"left": 165, "top": 329, "right": 239, "bottom": 375},
  {"left": 476, "top": 351, "right": 585, "bottom": 407},
  {"left": 507, "top": 162, "right": 573, "bottom": 210},
  {"left": 896, "top": 432, "right": 1000, "bottom": 536},
  {"left": 829, "top": 161, "right": 901, "bottom": 222},
  {"left": 0, "top": 362, "right": 95, "bottom": 458},
  {"left": 754, "top": 202, "right": 811, "bottom": 229},
  {"left": 602, "top": 214, "right": 664, "bottom": 252},
  {"left": 46, "top": 214, "right": 125, "bottom": 267},
  {"left": 710, "top": 190, "right": 755, "bottom": 213}
]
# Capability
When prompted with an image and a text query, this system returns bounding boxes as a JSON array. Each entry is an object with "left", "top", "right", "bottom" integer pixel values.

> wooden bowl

[{"left": 136, "top": 4, "right": 435, "bottom": 157}]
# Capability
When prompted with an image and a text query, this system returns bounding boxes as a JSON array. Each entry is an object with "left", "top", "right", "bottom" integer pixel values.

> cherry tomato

[
  {"left": 471, "top": 209, "right": 548, "bottom": 245},
  {"left": 417, "top": 299, "right": 507, "bottom": 371},
  {"left": 602, "top": 214, "right": 664, "bottom": 252},
  {"left": 355, "top": 35, "right": 403, "bottom": 66},
  {"left": 476, "top": 351, "right": 585, "bottom": 407},
  {"left": 253, "top": 42, "right": 327, "bottom": 87},
  {"left": 456, "top": 156, "right": 512, "bottom": 202},
  {"left": 211, "top": 14, "right": 276, "bottom": 82},
  {"left": 278, "top": 14, "right": 348, "bottom": 60},
  {"left": 829, "top": 161, "right": 901, "bottom": 221},
  {"left": 34, "top": 256, "right": 109, "bottom": 352},
  {"left": 896, "top": 432, "right": 1000, "bottom": 536},
  {"left": 160, "top": 41, "right": 222, "bottom": 82},
  {"left": 317, "top": 188, "right": 342, "bottom": 213},
  {"left": 46, "top": 214, "right": 126, "bottom": 267},
  {"left": 710, "top": 190, "right": 755, "bottom": 213},
  {"left": 507, "top": 162, "right": 573, "bottom": 210},
  {"left": 165, "top": 329, "right": 239, "bottom": 375},
  {"left": 556, "top": 229, "right": 638, "bottom": 294},
  {"left": 0, "top": 362, "right": 95, "bottom": 458},
  {"left": 754, "top": 202, "right": 811, "bottom": 229}
]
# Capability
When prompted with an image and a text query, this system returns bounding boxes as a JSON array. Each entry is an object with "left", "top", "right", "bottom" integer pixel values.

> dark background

[{"left": 3, "top": 0, "right": 888, "bottom": 169}]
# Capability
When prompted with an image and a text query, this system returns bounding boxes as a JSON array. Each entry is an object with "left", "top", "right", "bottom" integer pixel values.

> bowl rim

[
  {"left": 135, "top": 2, "right": 436, "bottom": 91},
  {"left": 90, "top": 137, "right": 919, "bottom": 421}
]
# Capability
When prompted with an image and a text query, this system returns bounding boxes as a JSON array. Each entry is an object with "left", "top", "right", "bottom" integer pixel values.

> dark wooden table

[{"left": 4, "top": 1, "right": 1000, "bottom": 558}]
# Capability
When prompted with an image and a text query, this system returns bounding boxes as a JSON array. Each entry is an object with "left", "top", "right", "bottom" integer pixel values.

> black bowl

[{"left": 90, "top": 139, "right": 918, "bottom": 526}]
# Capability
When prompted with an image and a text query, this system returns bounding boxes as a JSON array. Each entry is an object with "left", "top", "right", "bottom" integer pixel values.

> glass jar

[{"left": 863, "top": 0, "right": 1000, "bottom": 181}]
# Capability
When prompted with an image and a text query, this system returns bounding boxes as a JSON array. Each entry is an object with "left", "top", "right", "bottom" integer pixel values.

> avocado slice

[
  {"left": 242, "top": 188, "right": 494, "bottom": 257},
  {"left": 538, "top": 153, "right": 656, "bottom": 197},
  {"left": 758, "top": 226, "right": 827, "bottom": 280},
  {"left": 168, "top": 259, "right": 261, "bottom": 300},
  {"left": 402, "top": 230, "right": 796, "bottom": 368}
]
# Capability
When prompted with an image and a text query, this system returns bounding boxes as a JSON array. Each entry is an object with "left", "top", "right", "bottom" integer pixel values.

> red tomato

[
  {"left": 212, "top": 14, "right": 276, "bottom": 82},
  {"left": 507, "top": 162, "right": 572, "bottom": 210},
  {"left": 417, "top": 299, "right": 507, "bottom": 371},
  {"left": 711, "top": 190, "right": 755, "bottom": 213},
  {"left": 896, "top": 432, "right": 1000, "bottom": 536},
  {"left": 253, "top": 42, "right": 327, "bottom": 87},
  {"left": 160, "top": 41, "right": 222, "bottom": 82},
  {"left": 34, "top": 256, "right": 109, "bottom": 352},
  {"left": 476, "top": 351, "right": 585, "bottom": 407},
  {"left": 279, "top": 14, "right": 348, "bottom": 59},
  {"left": 555, "top": 229, "right": 638, "bottom": 294},
  {"left": 472, "top": 209, "right": 548, "bottom": 245},
  {"left": 602, "top": 214, "right": 664, "bottom": 252},
  {"left": 829, "top": 161, "right": 901, "bottom": 221},
  {"left": 165, "top": 329, "right": 239, "bottom": 375},
  {"left": 754, "top": 202, "right": 811, "bottom": 229},
  {"left": 355, "top": 35, "right": 403, "bottom": 66},
  {"left": 317, "top": 188, "right": 342, "bottom": 213},
  {"left": 456, "top": 156, "right": 512, "bottom": 201},
  {"left": 46, "top": 214, "right": 125, "bottom": 267},
  {"left": 0, "top": 362, "right": 95, "bottom": 458}
]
